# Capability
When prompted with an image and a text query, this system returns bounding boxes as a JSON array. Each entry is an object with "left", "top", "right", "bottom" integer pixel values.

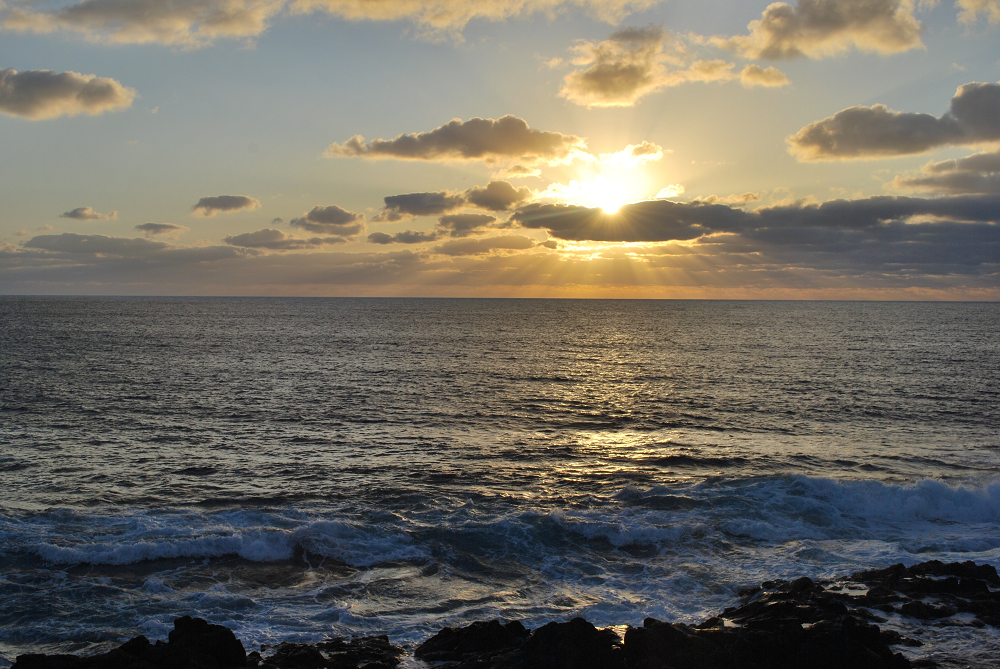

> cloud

[
  {"left": 513, "top": 193, "right": 1000, "bottom": 243},
  {"left": 957, "top": 0, "right": 1000, "bottom": 23},
  {"left": 740, "top": 64, "right": 790, "bottom": 87},
  {"left": 558, "top": 26, "right": 787, "bottom": 107},
  {"left": 712, "top": 0, "right": 925, "bottom": 60},
  {"left": 367, "top": 230, "right": 441, "bottom": 244},
  {"left": 223, "top": 228, "right": 349, "bottom": 249},
  {"left": 24, "top": 232, "right": 170, "bottom": 256},
  {"left": 788, "top": 81, "right": 1000, "bottom": 160},
  {"left": 433, "top": 235, "right": 537, "bottom": 255},
  {"left": 289, "top": 204, "right": 364, "bottom": 235},
  {"left": 598, "top": 141, "right": 666, "bottom": 167},
  {"left": 374, "top": 191, "right": 466, "bottom": 221},
  {"left": 290, "top": 0, "right": 659, "bottom": 37},
  {"left": 464, "top": 180, "right": 532, "bottom": 211},
  {"left": 888, "top": 149, "right": 1000, "bottom": 194},
  {"left": 135, "top": 222, "right": 190, "bottom": 237},
  {"left": 0, "top": 68, "right": 135, "bottom": 120},
  {"left": 1, "top": 0, "right": 285, "bottom": 47},
  {"left": 60, "top": 206, "right": 118, "bottom": 220},
  {"left": 192, "top": 194, "right": 261, "bottom": 216},
  {"left": 437, "top": 213, "right": 497, "bottom": 237},
  {"left": 693, "top": 192, "right": 764, "bottom": 205},
  {"left": 325, "top": 115, "right": 587, "bottom": 165}
]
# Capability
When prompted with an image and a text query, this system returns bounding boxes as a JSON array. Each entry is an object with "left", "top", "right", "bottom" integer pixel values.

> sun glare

[{"left": 541, "top": 174, "right": 639, "bottom": 214}]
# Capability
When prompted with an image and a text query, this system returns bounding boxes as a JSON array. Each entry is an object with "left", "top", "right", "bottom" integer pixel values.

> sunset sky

[{"left": 1, "top": 0, "right": 998, "bottom": 297}]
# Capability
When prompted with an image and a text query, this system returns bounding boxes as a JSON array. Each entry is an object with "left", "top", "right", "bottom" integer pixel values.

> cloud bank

[
  {"left": 192, "top": 195, "right": 261, "bottom": 216},
  {"left": 0, "top": 68, "right": 135, "bottom": 120},
  {"left": 291, "top": 0, "right": 659, "bottom": 36},
  {"left": 326, "top": 115, "right": 586, "bottom": 164},
  {"left": 713, "top": 0, "right": 926, "bottom": 60},
  {"left": 788, "top": 81, "right": 1000, "bottom": 160},
  {"left": 61, "top": 206, "right": 118, "bottom": 220},
  {"left": 957, "top": 0, "right": 1000, "bottom": 23},
  {"left": 889, "top": 149, "right": 1000, "bottom": 194},
  {"left": 224, "top": 228, "right": 350, "bottom": 249},
  {"left": 1, "top": 0, "right": 285, "bottom": 47}
]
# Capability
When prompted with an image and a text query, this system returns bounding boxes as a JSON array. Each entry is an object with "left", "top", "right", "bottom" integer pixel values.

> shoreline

[{"left": 11, "top": 560, "right": 999, "bottom": 669}]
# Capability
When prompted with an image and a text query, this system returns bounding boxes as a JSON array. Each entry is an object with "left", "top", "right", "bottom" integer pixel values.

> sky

[{"left": 0, "top": 0, "right": 998, "bottom": 298}]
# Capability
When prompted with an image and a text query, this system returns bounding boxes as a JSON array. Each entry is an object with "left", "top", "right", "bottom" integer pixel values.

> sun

[
  {"left": 590, "top": 175, "right": 630, "bottom": 214},
  {"left": 541, "top": 174, "right": 637, "bottom": 214}
]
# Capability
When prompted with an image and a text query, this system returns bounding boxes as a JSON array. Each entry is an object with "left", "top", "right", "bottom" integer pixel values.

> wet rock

[
  {"left": 843, "top": 560, "right": 1000, "bottom": 627},
  {"left": 170, "top": 615, "right": 248, "bottom": 667}
]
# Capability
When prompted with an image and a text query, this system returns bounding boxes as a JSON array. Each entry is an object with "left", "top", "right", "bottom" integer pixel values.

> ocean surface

[{"left": 1, "top": 298, "right": 999, "bottom": 667}]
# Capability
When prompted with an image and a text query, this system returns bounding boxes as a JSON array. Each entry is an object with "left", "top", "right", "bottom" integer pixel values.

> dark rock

[
  {"left": 519, "top": 618, "right": 623, "bottom": 669},
  {"left": 415, "top": 620, "right": 529, "bottom": 662},
  {"left": 169, "top": 615, "right": 247, "bottom": 667},
  {"left": 315, "top": 635, "right": 402, "bottom": 669},
  {"left": 899, "top": 602, "right": 956, "bottom": 620}
]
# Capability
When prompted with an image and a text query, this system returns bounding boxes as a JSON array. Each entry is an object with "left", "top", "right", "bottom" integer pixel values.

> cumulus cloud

[
  {"left": 464, "top": 180, "right": 532, "bottom": 211},
  {"left": 325, "top": 115, "right": 587, "bottom": 165},
  {"left": 740, "top": 64, "right": 790, "bottom": 87},
  {"left": 788, "top": 81, "right": 1000, "bottom": 160},
  {"left": 433, "top": 235, "right": 537, "bottom": 255},
  {"left": 1, "top": 0, "right": 285, "bottom": 47},
  {"left": 0, "top": 68, "right": 135, "bottom": 120},
  {"left": 374, "top": 191, "right": 466, "bottom": 222},
  {"left": 289, "top": 204, "right": 364, "bottom": 236},
  {"left": 437, "top": 213, "right": 497, "bottom": 237},
  {"left": 888, "top": 149, "right": 1000, "bottom": 194},
  {"left": 367, "top": 230, "right": 441, "bottom": 244},
  {"left": 61, "top": 206, "right": 118, "bottom": 220},
  {"left": 192, "top": 194, "right": 261, "bottom": 216},
  {"left": 957, "top": 0, "right": 1000, "bottom": 23},
  {"left": 559, "top": 26, "right": 788, "bottom": 107},
  {"left": 135, "top": 222, "right": 189, "bottom": 237},
  {"left": 223, "top": 228, "right": 349, "bottom": 249},
  {"left": 712, "top": 0, "right": 926, "bottom": 60},
  {"left": 290, "top": 0, "right": 659, "bottom": 37}
]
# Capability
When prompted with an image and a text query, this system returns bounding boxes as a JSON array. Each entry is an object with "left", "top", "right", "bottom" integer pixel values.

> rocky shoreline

[{"left": 12, "top": 560, "right": 999, "bottom": 669}]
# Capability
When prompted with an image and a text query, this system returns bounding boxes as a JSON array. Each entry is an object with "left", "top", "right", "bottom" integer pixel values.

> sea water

[{"left": 1, "top": 298, "right": 998, "bottom": 666}]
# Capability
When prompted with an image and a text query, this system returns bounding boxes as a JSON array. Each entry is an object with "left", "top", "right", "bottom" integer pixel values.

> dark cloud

[
  {"left": 433, "top": 235, "right": 537, "bottom": 255},
  {"left": 325, "top": 115, "right": 586, "bottom": 164},
  {"left": 289, "top": 204, "right": 364, "bottom": 235},
  {"left": 135, "top": 223, "right": 189, "bottom": 238},
  {"left": 192, "top": 195, "right": 261, "bottom": 217},
  {"left": 374, "top": 192, "right": 466, "bottom": 222},
  {"left": 24, "top": 233, "right": 168, "bottom": 256},
  {"left": 1, "top": 0, "right": 284, "bottom": 47},
  {"left": 889, "top": 149, "right": 1000, "bottom": 194},
  {"left": 367, "top": 230, "right": 442, "bottom": 245},
  {"left": 788, "top": 81, "right": 1000, "bottom": 160},
  {"left": 713, "top": 0, "right": 924, "bottom": 60},
  {"left": 513, "top": 195, "right": 1000, "bottom": 257},
  {"left": 437, "top": 213, "right": 497, "bottom": 237},
  {"left": 61, "top": 206, "right": 118, "bottom": 220},
  {"left": 0, "top": 68, "right": 135, "bottom": 120},
  {"left": 223, "top": 228, "right": 349, "bottom": 250},
  {"left": 513, "top": 200, "right": 744, "bottom": 242},
  {"left": 465, "top": 180, "right": 532, "bottom": 211}
]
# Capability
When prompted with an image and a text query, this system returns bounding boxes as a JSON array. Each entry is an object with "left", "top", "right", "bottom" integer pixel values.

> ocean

[{"left": 1, "top": 298, "right": 998, "bottom": 666}]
